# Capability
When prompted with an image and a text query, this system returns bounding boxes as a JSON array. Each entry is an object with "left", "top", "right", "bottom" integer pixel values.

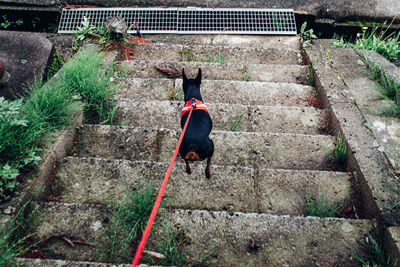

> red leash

[{"left": 131, "top": 101, "right": 195, "bottom": 266}]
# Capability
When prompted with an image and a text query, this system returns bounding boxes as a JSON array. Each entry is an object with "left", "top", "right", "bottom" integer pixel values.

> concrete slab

[
  {"left": 131, "top": 43, "right": 301, "bottom": 65},
  {"left": 34, "top": 202, "right": 374, "bottom": 266},
  {"left": 125, "top": 60, "right": 307, "bottom": 83},
  {"left": 305, "top": 41, "right": 400, "bottom": 226},
  {"left": 115, "top": 98, "right": 326, "bottom": 134},
  {"left": 0, "top": 30, "right": 53, "bottom": 99},
  {"left": 115, "top": 78, "right": 315, "bottom": 107},
  {"left": 158, "top": 209, "right": 374, "bottom": 266},
  {"left": 145, "top": 35, "right": 301, "bottom": 50},
  {"left": 56, "top": 157, "right": 352, "bottom": 215},
  {"left": 77, "top": 125, "right": 335, "bottom": 171},
  {"left": 385, "top": 226, "right": 400, "bottom": 266}
]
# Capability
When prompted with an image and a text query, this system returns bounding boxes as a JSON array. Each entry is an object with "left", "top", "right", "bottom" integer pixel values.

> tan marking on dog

[{"left": 184, "top": 148, "right": 201, "bottom": 161}]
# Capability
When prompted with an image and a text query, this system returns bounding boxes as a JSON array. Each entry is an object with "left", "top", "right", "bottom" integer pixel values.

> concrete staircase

[{"left": 23, "top": 36, "right": 374, "bottom": 266}]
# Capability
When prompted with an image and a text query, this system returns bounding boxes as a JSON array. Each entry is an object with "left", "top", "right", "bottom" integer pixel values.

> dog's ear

[
  {"left": 182, "top": 68, "right": 188, "bottom": 83},
  {"left": 195, "top": 68, "right": 202, "bottom": 86}
]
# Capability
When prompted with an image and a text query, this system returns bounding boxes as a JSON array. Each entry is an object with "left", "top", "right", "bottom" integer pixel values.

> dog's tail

[{"left": 184, "top": 144, "right": 200, "bottom": 161}]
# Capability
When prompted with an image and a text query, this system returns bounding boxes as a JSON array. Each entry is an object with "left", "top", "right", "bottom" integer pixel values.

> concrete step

[
  {"left": 115, "top": 98, "right": 325, "bottom": 135},
  {"left": 56, "top": 157, "right": 352, "bottom": 216},
  {"left": 33, "top": 202, "right": 374, "bottom": 266},
  {"left": 115, "top": 78, "right": 316, "bottom": 107},
  {"left": 145, "top": 34, "right": 301, "bottom": 50},
  {"left": 77, "top": 125, "right": 335, "bottom": 171},
  {"left": 132, "top": 43, "right": 301, "bottom": 65},
  {"left": 125, "top": 60, "right": 307, "bottom": 83}
]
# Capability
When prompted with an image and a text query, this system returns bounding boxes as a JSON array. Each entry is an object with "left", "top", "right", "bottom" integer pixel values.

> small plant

[
  {"left": 0, "top": 15, "right": 23, "bottom": 29},
  {"left": 299, "top": 22, "right": 317, "bottom": 47},
  {"left": 306, "top": 189, "right": 343, "bottom": 217},
  {"left": 97, "top": 184, "right": 157, "bottom": 263},
  {"left": 353, "top": 233, "right": 397, "bottom": 267},
  {"left": 305, "top": 64, "right": 315, "bottom": 87},
  {"left": 332, "top": 23, "right": 400, "bottom": 62},
  {"left": 334, "top": 132, "right": 347, "bottom": 163},
  {"left": 113, "top": 61, "right": 130, "bottom": 78},
  {"left": 180, "top": 46, "right": 194, "bottom": 62},
  {"left": 226, "top": 112, "right": 245, "bottom": 131},
  {"left": 0, "top": 201, "right": 40, "bottom": 266},
  {"left": 73, "top": 16, "right": 98, "bottom": 49},
  {"left": 47, "top": 51, "right": 65, "bottom": 79},
  {"left": 243, "top": 69, "right": 254, "bottom": 81},
  {"left": 146, "top": 223, "right": 215, "bottom": 266},
  {"left": 365, "top": 61, "right": 400, "bottom": 117}
]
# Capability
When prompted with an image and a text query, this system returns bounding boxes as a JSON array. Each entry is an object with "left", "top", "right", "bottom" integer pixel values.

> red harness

[{"left": 181, "top": 98, "right": 208, "bottom": 117}]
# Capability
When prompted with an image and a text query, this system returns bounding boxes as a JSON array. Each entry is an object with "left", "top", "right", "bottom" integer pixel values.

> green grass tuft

[
  {"left": 0, "top": 201, "right": 40, "bottom": 266},
  {"left": 334, "top": 132, "right": 347, "bottom": 163},
  {"left": 61, "top": 50, "right": 116, "bottom": 123},
  {"left": 354, "top": 233, "right": 397, "bottom": 267},
  {"left": 97, "top": 184, "right": 157, "bottom": 263},
  {"left": 333, "top": 23, "right": 400, "bottom": 62},
  {"left": 306, "top": 189, "right": 343, "bottom": 218},
  {"left": 226, "top": 112, "right": 245, "bottom": 131}
]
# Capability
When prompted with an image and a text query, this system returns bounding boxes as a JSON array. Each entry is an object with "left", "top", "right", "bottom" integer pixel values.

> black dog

[{"left": 179, "top": 68, "right": 214, "bottom": 179}]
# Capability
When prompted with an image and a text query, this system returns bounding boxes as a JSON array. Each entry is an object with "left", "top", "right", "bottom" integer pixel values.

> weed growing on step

[
  {"left": 333, "top": 132, "right": 347, "bottom": 163},
  {"left": 299, "top": 22, "right": 317, "bottom": 47},
  {"left": 97, "top": 184, "right": 157, "bottom": 263},
  {"left": 365, "top": 60, "right": 400, "bottom": 117},
  {"left": 180, "top": 46, "right": 195, "bottom": 62},
  {"left": 306, "top": 189, "right": 343, "bottom": 217},
  {"left": 332, "top": 22, "right": 400, "bottom": 62},
  {"left": 61, "top": 50, "right": 116, "bottom": 124},
  {"left": 226, "top": 112, "right": 245, "bottom": 131},
  {"left": 47, "top": 50, "right": 65, "bottom": 79},
  {"left": 0, "top": 15, "right": 23, "bottom": 30},
  {"left": 0, "top": 201, "right": 41, "bottom": 266},
  {"left": 305, "top": 64, "right": 315, "bottom": 87},
  {"left": 354, "top": 233, "right": 397, "bottom": 267},
  {"left": 145, "top": 223, "right": 215, "bottom": 266},
  {"left": 113, "top": 61, "right": 130, "bottom": 78},
  {"left": 242, "top": 65, "right": 254, "bottom": 82}
]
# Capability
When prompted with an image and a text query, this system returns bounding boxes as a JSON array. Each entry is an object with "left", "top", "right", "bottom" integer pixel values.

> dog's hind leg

[
  {"left": 205, "top": 156, "right": 212, "bottom": 179},
  {"left": 184, "top": 159, "right": 193, "bottom": 175}
]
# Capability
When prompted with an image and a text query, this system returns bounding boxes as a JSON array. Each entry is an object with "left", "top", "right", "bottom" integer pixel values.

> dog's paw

[
  {"left": 186, "top": 168, "right": 193, "bottom": 175},
  {"left": 205, "top": 171, "right": 211, "bottom": 179}
]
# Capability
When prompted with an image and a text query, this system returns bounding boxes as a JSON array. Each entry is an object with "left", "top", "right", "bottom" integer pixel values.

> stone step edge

[
  {"left": 125, "top": 59, "right": 303, "bottom": 68},
  {"left": 63, "top": 156, "right": 349, "bottom": 176},
  {"left": 113, "top": 77, "right": 315, "bottom": 89},
  {"left": 132, "top": 42, "right": 298, "bottom": 52},
  {"left": 81, "top": 124, "right": 333, "bottom": 139},
  {"left": 116, "top": 97, "right": 321, "bottom": 111}
]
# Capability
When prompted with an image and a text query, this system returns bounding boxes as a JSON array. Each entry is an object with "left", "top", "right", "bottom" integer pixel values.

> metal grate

[{"left": 58, "top": 7, "right": 297, "bottom": 35}]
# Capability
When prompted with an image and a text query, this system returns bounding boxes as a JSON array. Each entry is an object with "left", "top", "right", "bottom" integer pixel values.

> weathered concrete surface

[
  {"left": 322, "top": 46, "right": 400, "bottom": 173},
  {"left": 304, "top": 41, "right": 400, "bottom": 225},
  {"left": 132, "top": 43, "right": 301, "bottom": 65},
  {"left": 34, "top": 202, "right": 375, "bottom": 266},
  {"left": 77, "top": 125, "right": 335, "bottom": 170},
  {"left": 158, "top": 209, "right": 374, "bottom": 266},
  {"left": 0, "top": 31, "right": 53, "bottom": 99},
  {"left": 115, "top": 98, "right": 325, "bottom": 134},
  {"left": 2, "top": 0, "right": 399, "bottom": 21},
  {"left": 56, "top": 157, "right": 352, "bottom": 215},
  {"left": 145, "top": 35, "right": 301, "bottom": 50},
  {"left": 385, "top": 226, "right": 400, "bottom": 264},
  {"left": 126, "top": 60, "right": 307, "bottom": 83},
  {"left": 115, "top": 78, "right": 315, "bottom": 107}
]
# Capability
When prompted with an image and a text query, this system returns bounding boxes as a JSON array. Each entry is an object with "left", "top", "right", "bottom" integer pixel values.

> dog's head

[{"left": 182, "top": 68, "right": 202, "bottom": 102}]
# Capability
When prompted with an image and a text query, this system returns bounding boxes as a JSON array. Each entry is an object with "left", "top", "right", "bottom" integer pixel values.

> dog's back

[{"left": 179, "top": 68, "right": 214, "bottom": 178}]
